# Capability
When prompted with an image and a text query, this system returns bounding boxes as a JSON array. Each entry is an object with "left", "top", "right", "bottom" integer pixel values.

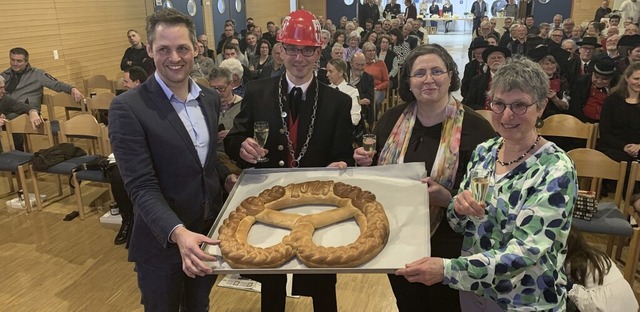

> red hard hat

[{"left": 278, "top": 10, "right": 323, "bottom": 47}]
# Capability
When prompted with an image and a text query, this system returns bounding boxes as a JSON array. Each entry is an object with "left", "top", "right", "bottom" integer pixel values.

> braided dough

[{"left": 217, "top": 180, "right": 390, "bottom": 268}]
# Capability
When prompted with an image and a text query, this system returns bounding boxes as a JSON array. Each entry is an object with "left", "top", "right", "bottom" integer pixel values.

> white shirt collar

[{"left": 285, "top": 73, "right": 313, "bottom": 99}]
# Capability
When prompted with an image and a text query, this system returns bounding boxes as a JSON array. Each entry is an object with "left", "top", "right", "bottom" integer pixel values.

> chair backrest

[
  {"left": 539, "top": 114, "right": 597, "bottom": 149},
  {"left": 46, "top": 92, "right": 84, "bottom": 119},
  {"left": 83, "top": 74, "right": 113, "bottom": 96},
  {"left": 86, "top": 91, "right": 115, "bottom": 111},
  {"left": 475, "top": 109, "right": 495, "bottom": 130},
  {"left": 100, "top": 124, "right": 111, "bottom": 155},
  {"left": 625, "top": 161, "right": 640, "bottom": 213},
  {"left": 567, "top": 148, "right": 627, "bottom": 207},
  {"left": 58, "top": 114, "right": 105, "bottom": 155},
  {"left": 112, "top": 77, "right": 126, "bottom": 93},
  {"left": 5, "top": 115, "right": 55, "bottom": 152}
]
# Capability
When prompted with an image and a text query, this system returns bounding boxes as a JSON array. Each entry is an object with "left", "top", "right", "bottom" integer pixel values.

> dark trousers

[
  {"left": 245, "top": 274, "right": 337, "bottom": 312},
  {"left": 108, "top": 165, "right": 133, "bottom": 219},
  {"left": 136, "top": 261, "right": 217, "bottom": 312},
  {"left": 135, "top": 217, "right": 217, "bottom": 312},
  {"left": 388, "top": 223, "right": 463, "bottom": 312}
]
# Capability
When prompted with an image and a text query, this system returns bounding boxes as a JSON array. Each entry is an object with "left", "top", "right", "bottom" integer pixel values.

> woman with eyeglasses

[
  {"left": 377, "top": 34, "right": 399, "bottom": 89},
  {"left": 354, "top": 44, "right": 495, "bottom": 311},
  {"left": 363, "top": 42, "right": 389, "bottom": 124},
  {"left": 191, "top": 41, "right": 215, "bottom": 79},
  {"left": 249, "top": 39, "right": 272, "bottom": 77},
  {"left": 396, "top": 56, "right": 578, "bottom": 311}
]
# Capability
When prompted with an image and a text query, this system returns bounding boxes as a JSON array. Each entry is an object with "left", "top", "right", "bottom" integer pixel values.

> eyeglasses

[
  {"left": 210, "top": 84, "right": 229, "bottom": 93},
  {"left": 409, "top": 68, "right": 448, "bottom": 79},
  {"left": 283, "top": 46, "right": 317, "bottom": 57},
  {"left": 489, "top": 101, "right": 537, "bottom": 115}
]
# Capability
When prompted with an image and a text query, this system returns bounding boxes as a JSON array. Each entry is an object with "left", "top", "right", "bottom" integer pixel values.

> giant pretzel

[{"left": 217, "top": 180, "right": 390, "bottom": 268}]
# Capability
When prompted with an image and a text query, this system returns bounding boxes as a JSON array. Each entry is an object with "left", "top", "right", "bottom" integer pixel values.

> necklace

[
  {"left": 277, "top": 74, "right": 319, "bottom": 168},
  {"left": 496, "top": 135, "right": 541, "bottom": 167}
]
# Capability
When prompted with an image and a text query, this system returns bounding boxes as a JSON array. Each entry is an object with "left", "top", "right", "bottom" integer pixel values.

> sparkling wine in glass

[
  {"left": 469, "top": 168, "right": 490, "bottom": 220},
  {"left": 254, "top": 121, "right": 269, "bottom": 163},
  {"left": 362, "top": 134, "right": 377, "bottom": 153}
]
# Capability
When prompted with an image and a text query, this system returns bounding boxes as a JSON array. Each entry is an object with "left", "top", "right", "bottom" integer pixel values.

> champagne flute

[
  {"left": 469, "top": 168, "right": 490, "bottom": 221},
  {"left": 254, "top": 121, "right": 269, "bottom": 163}
]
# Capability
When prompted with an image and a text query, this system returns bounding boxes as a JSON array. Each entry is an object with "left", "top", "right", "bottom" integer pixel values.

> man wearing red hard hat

[{"left": 224, "top": 9, "right": 355, "bottom": 312}]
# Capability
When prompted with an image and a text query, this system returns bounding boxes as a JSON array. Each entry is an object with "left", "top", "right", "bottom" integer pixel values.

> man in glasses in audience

[{"left": 224, "top": 9, "right": 354, "bottom": 312}]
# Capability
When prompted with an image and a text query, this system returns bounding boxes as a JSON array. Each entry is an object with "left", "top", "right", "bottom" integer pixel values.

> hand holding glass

[
  {"left": 469, "top": 169, "right": 490, "bottom": 220},
  {"left": 362, "top": 134, "right": 377, "bottom": 154},
  {"left": 254, "top": 121, "right": 269, "bottom": 163}
]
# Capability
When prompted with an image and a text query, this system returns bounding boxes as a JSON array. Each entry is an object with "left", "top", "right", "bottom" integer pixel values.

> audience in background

[{"left": 121, "top": 29, "right": 154, "bottom": 75}]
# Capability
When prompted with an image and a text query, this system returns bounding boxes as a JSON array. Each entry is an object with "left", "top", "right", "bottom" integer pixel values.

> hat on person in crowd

[
  {"left": 527, "top": 45, "right": 553, "bottom": 62},
  {"left": 591, "top": 56, "right": 617, "bottom": 76},
  {"left": 468, "top": 36, "right": 489, "bottom": 51},
  {"left": 278, "top": 10, "right": 323, "bottom": 47},
  {"left": 482, "top": 45, "right": 511, "bottom": 63},
  {"left": 576, "top": 36, "right": 602, "bottom": 48},
  {"left": 618, "top": 34, "right": 640, "bottom": 48}
]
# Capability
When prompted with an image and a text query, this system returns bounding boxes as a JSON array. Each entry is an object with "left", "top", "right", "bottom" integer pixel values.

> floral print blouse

[{"left": 443, "top": 137, "right": 578, "bottom": 311}]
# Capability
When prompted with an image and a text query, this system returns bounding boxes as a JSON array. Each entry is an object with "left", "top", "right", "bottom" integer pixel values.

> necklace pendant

[{"left": 281, "top": 111, "right": 288, "bottom": 118}]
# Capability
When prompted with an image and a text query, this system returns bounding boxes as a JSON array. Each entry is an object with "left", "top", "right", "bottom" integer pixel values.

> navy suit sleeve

[{"left": 109, "top": 97, "right": 182, "bottom": 248}]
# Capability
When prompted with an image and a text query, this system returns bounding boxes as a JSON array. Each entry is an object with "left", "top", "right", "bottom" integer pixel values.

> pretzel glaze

[{"left": 217, "top": 181, "right": 390, "bottom": 268}]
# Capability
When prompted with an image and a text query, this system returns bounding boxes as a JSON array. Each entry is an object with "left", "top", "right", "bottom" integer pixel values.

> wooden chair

[
  {"left": 620, "top": 161, "right": 640, "bottom": 285},
  {"left": 83, "top": 74, "right": 113, "bottom": 96},
  {"left": 112, "top": 77, "right": 126, "bottom": 94},
  {"left": 475, "top": 109, "right": 496, "bottom": 130},
  {"left": 56, "top": 115, "right": 111, "bottom": 220},
  {"left": 45, "top": 93, "right": 85, "bottom": 121},
  {"left": 3, "top": 116, "right": 55, "bottom": 212},
  {"left": 568, "top": 148, "right": 635, "bottom": 282},
  {"left": 86, "top": 91, "right": 115, "bottom": 123},
  {"left": 539, "top": 114, "right": 597, "bottom": 149}
]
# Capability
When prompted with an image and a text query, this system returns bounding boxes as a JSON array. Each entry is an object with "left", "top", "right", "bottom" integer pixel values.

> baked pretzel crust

[{"left": 217, "top": 180, "right": 390, "bottom": 268}]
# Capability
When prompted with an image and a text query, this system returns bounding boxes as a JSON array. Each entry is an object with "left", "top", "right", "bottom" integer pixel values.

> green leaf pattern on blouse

[{"left": 443, "top": 137, "right": 577, "bottom": 311}]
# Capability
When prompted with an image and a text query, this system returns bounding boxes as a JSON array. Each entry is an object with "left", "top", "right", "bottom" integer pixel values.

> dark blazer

[
  {"left": 568, "top": 74, "right": 592, "bottom": 121},
  {"left": 225, "top": 75, "right": 355, "bottom": 168},
  {"left": 347, "top": 68, "right": 375, "bottom": 105},
  {"left": 462, "top": 71, "right": 490, "bottom": 110},
  {"left": 258, "top": 60, "right": 285, "bottom": 80},
  {"left": 109, "top": 76, "right": 228, "bottom": 264},
  {"left": 461, "top": 59, "right": 483, "bottom": 99}
]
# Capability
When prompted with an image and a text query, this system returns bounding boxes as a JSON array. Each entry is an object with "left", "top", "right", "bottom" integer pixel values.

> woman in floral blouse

[{"left": 397, "top": 57, "right": 578, "bottom": 311}]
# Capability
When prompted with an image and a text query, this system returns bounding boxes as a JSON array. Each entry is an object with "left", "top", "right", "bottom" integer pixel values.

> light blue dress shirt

[{"left": 154, "top": 72, "right": 210, "bottom": 167}]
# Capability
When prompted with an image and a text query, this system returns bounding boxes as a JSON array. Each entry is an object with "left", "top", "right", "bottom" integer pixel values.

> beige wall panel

[
  {"left": 299, "top": 0, "right": 326, "bottom": 19},
  {"left": 0, "top": 0, "right": 151, "bottom": 95},
  {"left": 246, "top": 0, "right": 291, "bottom": 32},
  {"left": 572, "top": 0, "right": 600, "bottom": 26}
]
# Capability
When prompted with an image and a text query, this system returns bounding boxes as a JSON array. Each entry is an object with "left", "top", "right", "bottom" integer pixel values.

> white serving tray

[{"left": 204, "top": 162, "right": 430, "bottom": 274}]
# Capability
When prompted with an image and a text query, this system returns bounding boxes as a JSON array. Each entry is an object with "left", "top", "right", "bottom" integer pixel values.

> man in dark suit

[
  {"left": 225, "top": 9, "right": 354, "bottom": 312},
  {"left": 463, "top": 46, "right": 510, "bottom": 110},
  {"left": 108, "top": 9, "right": 236, "bottom": 311}
]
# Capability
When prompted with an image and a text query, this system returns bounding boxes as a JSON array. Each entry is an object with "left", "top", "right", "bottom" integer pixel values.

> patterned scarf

[{"left": 378, "top": 97, "right": 465, "bottom": 235}]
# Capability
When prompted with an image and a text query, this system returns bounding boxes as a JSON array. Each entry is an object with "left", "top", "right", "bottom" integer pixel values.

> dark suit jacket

[
  {"left": 347, "top": 68, "right": 374, "bottom": 105},
  {"left": 461, "top": 59, "right": 483, "bottom": 99},
  {"left": 109, "top": 76, "right": 228, "bottom": 264},
  {"left": 225, "top": 75, "right": 355, "bottom": 168},
  {"left": 462, "top": 71, "right": 490, "bottom": 110},
  {"left": 258, "top": 61, "right": 285, "bottom": 80}
]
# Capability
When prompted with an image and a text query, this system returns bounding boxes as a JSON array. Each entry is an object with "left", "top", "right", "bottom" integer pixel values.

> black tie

[
  {"left": 583, "top": 63, "right": 589, "bottom": 74},
  {"left": 335, "top": 86, "right": 340, "bottom": 90},
  {"left": 289, "top": 87, "right": 302, "bottom": 120}
]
